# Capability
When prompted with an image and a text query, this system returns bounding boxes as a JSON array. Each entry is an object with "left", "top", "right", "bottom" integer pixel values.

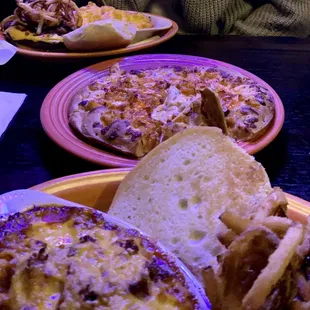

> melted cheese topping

[
  {"left": 73, "top": 64, "right": 274, "bottom": 156},
  {"left": 0, "top": 206, "right": 199, "bottom": 309},
  {"left": 151, "top": 86, "right": 200, "bottom": 124},
  {"left": 80, "top": 2, "right": 153, "bottom": 29},
  {"left": 5, "top": 26, "right": 63, "bottom": 43}
]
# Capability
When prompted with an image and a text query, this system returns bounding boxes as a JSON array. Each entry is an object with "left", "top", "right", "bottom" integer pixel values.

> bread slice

[{"left": 108, "top": 127, "right": 273, "bottom": 275}]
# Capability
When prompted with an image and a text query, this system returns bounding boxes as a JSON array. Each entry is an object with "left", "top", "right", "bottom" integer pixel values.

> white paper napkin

[
  {"left": 0, "top": 40, "right": 17, "bottom": 65},
  {"left": 0, "top": 92, "right": 27, "bottom": 137}
]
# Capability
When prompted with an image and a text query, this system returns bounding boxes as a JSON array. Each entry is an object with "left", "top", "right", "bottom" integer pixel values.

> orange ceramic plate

[
  {"left": 0, "top": 17, "right": 178, "bottom": 60},
  {"left": 31, "top": 169, "right": 310, "bottom": 224},
  {"left": 40, "top": 54, "right": 285, "bottom": 168}
]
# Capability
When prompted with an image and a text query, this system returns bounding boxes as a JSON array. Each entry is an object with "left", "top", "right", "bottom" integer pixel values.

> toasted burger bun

[
  {"left": 109, "top": 127, "right": 277, "bottom": 277},
  {"left": 4, "top": 26, "right": 64, "bottom": 49},
  {"left": 63, "top": 19, "right": 137, "bottom": 52}
]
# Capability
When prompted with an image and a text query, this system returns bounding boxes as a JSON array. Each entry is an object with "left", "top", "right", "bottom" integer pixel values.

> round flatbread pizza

[{"left": 69, "top": 64, "right": 275, "bottom": 157}]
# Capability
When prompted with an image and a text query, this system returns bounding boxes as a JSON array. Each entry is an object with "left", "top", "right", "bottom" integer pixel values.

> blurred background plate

[
  {"left": 30, "top": 169, "right": 310, "bottom": 224},
  {"left": 40, "top": 54, "right": 285, "bottom": 167},
  {"left": 0, "top": 15, "right": 177, "bottom": 60}
]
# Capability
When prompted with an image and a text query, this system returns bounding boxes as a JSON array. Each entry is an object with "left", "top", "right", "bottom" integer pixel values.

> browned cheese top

[
  {"left": 0, "top": 206, "right": 200, "bottom": 309},
  {"left": 70, "top": 64, "right": 274, "bottom": 157}
]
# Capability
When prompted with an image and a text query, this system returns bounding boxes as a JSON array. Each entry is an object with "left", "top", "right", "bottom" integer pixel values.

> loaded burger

[{"left": 0, "top": 0, "right": 82, "bottom": 50}]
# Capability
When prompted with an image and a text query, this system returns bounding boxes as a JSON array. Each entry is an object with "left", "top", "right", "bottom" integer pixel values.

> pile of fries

[
  {"left": 1, "top": 0, "right": 82, "bottom": 35},
  {"left": 203, "top": 198, "right": 310, "bottom": 310}
]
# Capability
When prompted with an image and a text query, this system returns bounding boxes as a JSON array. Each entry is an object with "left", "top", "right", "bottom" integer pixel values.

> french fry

[
  {"left": 202, "top": 266, "right": 222, "bottom": 310},
  {"left": 219, "top": 211, "right": 252, "bottom": 234},
  {"left": 217, "top": 230, "right": 237, "bottom": 248},
  {"left": 261, "top": 216, "right": 292, "bottom": 236},
  {"left": 296, "top": 273, "right": 310, "bottom": 302},
  {"left": 254, "top": 187, "right": 287, "bottom": 221},
  {"left": 218, "top": 227, "right": 280, "bottom": 310},
  {"left": 291, "top": 300, "right": 310, "bottom": 310},
  {"left": 297, "top": 229, "right": 310, "bottom": 259},
  {"left": 220, "top": 210, "right": 292, "bottom": 237},
  {"left": 242, "top": 225, "right": 304, "bottom": 310}
]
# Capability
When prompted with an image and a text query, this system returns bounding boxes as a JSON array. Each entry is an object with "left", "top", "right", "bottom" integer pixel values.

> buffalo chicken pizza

[
  {"left": 0, "top": 205, "right": 201, "bottom": 309},
  {"left": 69, "top": 64, "right": 275, "bottom": 157}
]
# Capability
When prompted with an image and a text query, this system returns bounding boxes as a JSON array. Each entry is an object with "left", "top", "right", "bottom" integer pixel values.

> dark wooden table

[{"left": 0, "top": 35, "right": 309, "bottom": 201}]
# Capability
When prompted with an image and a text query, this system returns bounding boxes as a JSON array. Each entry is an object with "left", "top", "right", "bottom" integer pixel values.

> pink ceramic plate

[
  {"left": 40, "top": 54, "right": 285, "bottom": 168},
  {"left": 0, "top": 18, "right": 178, "bottom": 60}
]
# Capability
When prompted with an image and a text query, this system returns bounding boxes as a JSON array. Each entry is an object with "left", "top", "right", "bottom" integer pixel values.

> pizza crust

[{"left": 70, "top": 103, "right": 147, "bottom": 157}]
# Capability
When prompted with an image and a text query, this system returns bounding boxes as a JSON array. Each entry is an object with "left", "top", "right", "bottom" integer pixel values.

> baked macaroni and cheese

[{"left": 0, "top": 205, "right": 201, "bottom": 309}]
